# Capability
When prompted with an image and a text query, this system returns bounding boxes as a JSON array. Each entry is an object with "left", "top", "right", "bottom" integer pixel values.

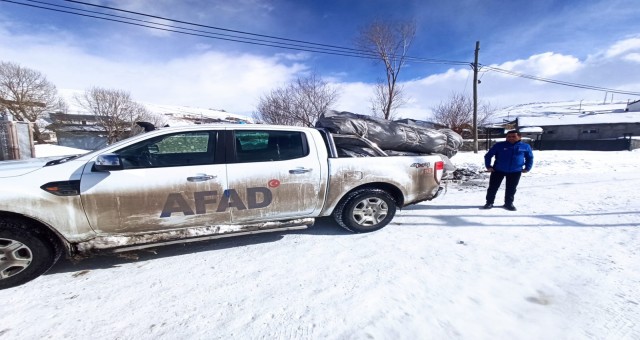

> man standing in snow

[{"left": 482, "top": 130, "right": 534, "bottom": 211}]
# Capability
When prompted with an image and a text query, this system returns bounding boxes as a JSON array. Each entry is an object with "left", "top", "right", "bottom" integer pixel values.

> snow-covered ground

[
  {"left": 1, "top": 150, "right": 639, "bottom": 339},
  {"left": 33, "top": 144, "right": 88, "bottom": 158}
]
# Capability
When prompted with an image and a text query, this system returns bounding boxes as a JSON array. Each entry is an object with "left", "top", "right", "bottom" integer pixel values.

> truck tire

[
  {"left": 0, "top": 219, "right": 60, "bottom": 290},
  {"left": 333, "top": 188, "right": 397, "bottom": 233}
]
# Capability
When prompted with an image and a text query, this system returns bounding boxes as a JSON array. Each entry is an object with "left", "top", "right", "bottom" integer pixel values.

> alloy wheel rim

[
  {"left": 0, "top": 238, "right": 33, "bottom": 280},
  {"left": 352, "top": 197, "right": 388, "bottom": 226}
]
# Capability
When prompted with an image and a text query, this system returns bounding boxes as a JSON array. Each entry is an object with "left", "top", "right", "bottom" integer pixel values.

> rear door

[
  {"left": 80, "top": 129, "right": 230, "bottom": 233},
  {"left": 225, "top": 128, "right": 323, "bottom": 223}
]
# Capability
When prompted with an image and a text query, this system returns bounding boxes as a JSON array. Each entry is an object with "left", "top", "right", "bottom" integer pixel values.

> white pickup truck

[{"left": 0, "top": 124, "right": 447, "bottom": 288}]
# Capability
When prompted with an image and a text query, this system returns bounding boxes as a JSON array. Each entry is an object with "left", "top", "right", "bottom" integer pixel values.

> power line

[
  {"left": 1, "top": 0, "right": 376, "bottom": 59},
  {"left": 64, "top": 0, "right": 368, "bottom": 54},
  {"left": 483, "top": 65, "right": 640, "bottom": 96},
  {"left": 3, "top": 0, "right": 638, "bottom": 96},
  {"left": 2, "top": 0, "right": 470, "bottom": 66},
  {"left": 53, "top": 1, "right": 640, "bottom": 94},
  {"left": 62, "top": 0, "right": 470, "bottom": 66}
]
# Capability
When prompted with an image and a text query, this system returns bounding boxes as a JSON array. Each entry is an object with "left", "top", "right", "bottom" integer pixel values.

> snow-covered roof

[
  {"left": 519, "top": 126, "right": 543, "bottom": 133},
  {"left": 490, "top": 100, "right": 640, "bottom": 127},
  {"left": 518, "top": 111, "right": 640, "bottom": 127}
]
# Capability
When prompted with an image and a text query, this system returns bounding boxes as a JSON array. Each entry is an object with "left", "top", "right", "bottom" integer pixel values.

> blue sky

[{"left": 1, "top": 0, "right": 639, "bottom": 119}]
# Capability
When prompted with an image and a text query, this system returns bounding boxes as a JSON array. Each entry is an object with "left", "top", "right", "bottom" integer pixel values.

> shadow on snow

[{"left": 45, "top": 217, "right": 348, "bottom": 276}]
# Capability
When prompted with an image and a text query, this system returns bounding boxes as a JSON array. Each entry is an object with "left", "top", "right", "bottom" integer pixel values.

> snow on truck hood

[{"left": 0, "top": 157, "right": 56, "bottom": 178}]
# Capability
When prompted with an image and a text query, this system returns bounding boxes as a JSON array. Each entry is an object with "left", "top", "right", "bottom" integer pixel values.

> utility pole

[{"left": 472, "top": 41, "right": 480, "bottom": 153}]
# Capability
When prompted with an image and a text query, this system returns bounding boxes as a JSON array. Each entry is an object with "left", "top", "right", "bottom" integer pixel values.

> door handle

[
  {"left": 187, "top": 174, "right": 217, "bottom": 182},
  {"left": 289, "top": 167, "right": 312, "bottom": 174}
]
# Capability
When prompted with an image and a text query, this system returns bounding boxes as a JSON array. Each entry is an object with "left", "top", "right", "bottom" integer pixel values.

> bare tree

[
  {"left": 431, "top": 92, "right": 496, "bottom": 136},
  {"left": 370, "top": 81, "right": 406, "bottom": 120},
  {"left": 357, "top": 19, "right": 416, "bottom": 120},
  {"left": 254, "top": 73, "right": 339, "bottom": 127},
  {"left": 135, "top": 109, "right": 167, "bottom": 132},
  {"left": 478, "top": 101, "right": 497, "bottom": 127},
  {"left": 253, "top": 87, "right": 300, "bottom": 126},
  {"left": 75, "top": 87, "right": 159, "bottom": 144},
  {"left": 0, "top": 61, "right": 66, "bottom": 142}
]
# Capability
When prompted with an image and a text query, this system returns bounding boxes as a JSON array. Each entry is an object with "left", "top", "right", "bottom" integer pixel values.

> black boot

[
  {"left": 503, "top": 204, "right": 517, "bottom": 211},
  {"left": 481, "top": 203, "right": 493, "bottom": 209}
]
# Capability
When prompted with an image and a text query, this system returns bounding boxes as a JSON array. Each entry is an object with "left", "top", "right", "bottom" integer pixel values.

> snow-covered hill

[
  {"left": 488, "top": 100, "right": 640, "bottom": 132},
  {"left": 142, "top": 102, "right": 253, "bottom": 126},
  {"left": 490, "top": 100, "right": 631, "bottom": 123},
  {"left": 58, "top": 89, "right": 253, "bottom": 126}
]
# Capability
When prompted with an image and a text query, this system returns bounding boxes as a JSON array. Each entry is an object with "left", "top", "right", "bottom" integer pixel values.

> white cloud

[
  {"left": 371, "top": 37, "right": 640, "bottom": 121},
  {"left": 604, "top": 37, "right": 640, "bottom": 58},
  {"left": 413, "top": 68, "right": 470, "bottom": 86},
  {"left": 274, "top": 52, "right": 311, "bottom": 61},
  {"left": 135, "top": 52, "right": 307, "bottom": 112},
  {"left": 0, "top": 24, "right": 306, "bottom": 114},
  {"left": 495, "top": 52, "right": 583, "bottom": 78},
  {"left": 623, "top": 52, "right": 640, "bottom": 63},
  {"left": 332, "top": 82, "right": 373, "bottom": 115},
  {"left": 141, "top": 18, "right": 174, "bottom": 37}
]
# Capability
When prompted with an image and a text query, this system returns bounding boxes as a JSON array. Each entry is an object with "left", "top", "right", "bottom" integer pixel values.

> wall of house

[
  {"left": 460, "top": 139, "right": 534, "bottom": 152},
  {"left": 538, "top": 123, "right": 640, "bottom": 141},
  {"left": 57, "top": 131, "right": 107, "bottom": 150}
]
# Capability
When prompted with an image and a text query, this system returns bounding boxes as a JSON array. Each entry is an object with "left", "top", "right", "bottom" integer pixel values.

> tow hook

[{"left": 433, "top": 186, "right": 445, "bottom": 199}]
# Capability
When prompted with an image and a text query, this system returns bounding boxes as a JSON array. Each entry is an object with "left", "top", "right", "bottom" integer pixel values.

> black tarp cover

[{"left": 316, "top": 110, "right": 462, "bottom": 158}]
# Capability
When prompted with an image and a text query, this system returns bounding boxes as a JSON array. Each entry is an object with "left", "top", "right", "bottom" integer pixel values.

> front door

[{"left": 80, "top": 130, "right": 230, "bottom": 233}]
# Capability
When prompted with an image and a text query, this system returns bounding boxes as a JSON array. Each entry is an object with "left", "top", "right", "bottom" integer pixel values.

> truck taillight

[{"left": 434, "top": 161, "right": 444, "bottom": 182}]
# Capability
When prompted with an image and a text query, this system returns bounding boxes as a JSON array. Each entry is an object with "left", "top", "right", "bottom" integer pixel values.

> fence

[
  {"left": 534, "top": 139, "right": 634, "bottom": 151},
  {"left": 0, "top": 121, "right": 35, "bottom": 160},
  {"left": 461, "top": 138, "right": 636, "bottom": 152}
]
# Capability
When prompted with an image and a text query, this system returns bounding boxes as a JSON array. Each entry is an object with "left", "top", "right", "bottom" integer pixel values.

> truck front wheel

[
  {"left": 333, "top": 189, "right": 397, "bottom": 233},
  {"left": 0, "top": 219, "right": 60, "bottom": 290}
]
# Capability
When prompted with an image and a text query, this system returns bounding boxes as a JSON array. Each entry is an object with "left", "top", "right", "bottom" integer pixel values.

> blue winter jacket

[{"left": 484, "top": 141, "right": 534, "bottom": 173}]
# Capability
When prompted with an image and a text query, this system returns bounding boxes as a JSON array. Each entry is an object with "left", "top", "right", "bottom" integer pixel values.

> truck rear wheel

[
  {"left": 333, "top": 188, "right": 397, "bottom": 233},
  {"left": 0, "top": 219, "right": 60, "bottom": 290}
]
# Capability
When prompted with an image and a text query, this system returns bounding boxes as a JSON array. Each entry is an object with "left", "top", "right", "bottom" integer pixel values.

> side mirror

[{"left": 93, "top": 154, "right": 124, "bottom": 171}]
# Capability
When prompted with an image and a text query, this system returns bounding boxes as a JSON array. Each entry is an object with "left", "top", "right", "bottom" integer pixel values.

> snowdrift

[{"left": 316, "top": 110, "right": 463, "bottom": 158}]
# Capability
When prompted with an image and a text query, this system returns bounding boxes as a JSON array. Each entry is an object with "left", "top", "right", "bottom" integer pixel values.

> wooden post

[{"left": 473, "top": 41, "right": 480, "bottom": 153}]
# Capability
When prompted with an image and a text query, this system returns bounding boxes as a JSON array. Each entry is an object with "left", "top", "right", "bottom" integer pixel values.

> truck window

[
  {"left": 115, "top": 131, "right": 216, "bottom": 169},
  {"left": 234, "top": 130, "right": 308, "bottom": 163}
]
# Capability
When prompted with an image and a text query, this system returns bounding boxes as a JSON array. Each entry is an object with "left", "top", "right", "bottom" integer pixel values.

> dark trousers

[{"left": 486, "top": 171, "right": 522, "bottom": 205}]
